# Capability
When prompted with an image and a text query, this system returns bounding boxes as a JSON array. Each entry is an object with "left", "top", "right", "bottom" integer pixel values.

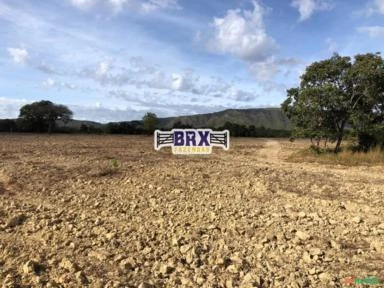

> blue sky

[{"left": 0, "top": 0, "right": 384, "bottom": 122}]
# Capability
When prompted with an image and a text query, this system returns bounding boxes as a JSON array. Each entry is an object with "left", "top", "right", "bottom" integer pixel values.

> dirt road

[
  {"left": 256, "top": 140, "right": 281, "bottom": 163},
  {"left": 0, "top": 135, "right": 383, "bottom": 287}
]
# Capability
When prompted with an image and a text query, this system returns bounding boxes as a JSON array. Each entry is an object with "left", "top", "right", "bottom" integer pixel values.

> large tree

[
  {"left": 282, "top": 53, "right": 384, "bottom": 152},
  {"left": 18, "top": 100, "right": 73, "bottom": 133}
]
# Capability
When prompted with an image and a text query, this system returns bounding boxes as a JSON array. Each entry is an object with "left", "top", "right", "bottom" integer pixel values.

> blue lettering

[
  {"left": 186, "top": 131, "right": 196, "bottom": 146},
  {"left": 174, "top": 131, "right": 184, "bottom": 146},
  {"left": 198, "top": 131, "right": 209, "bottom": 146}
]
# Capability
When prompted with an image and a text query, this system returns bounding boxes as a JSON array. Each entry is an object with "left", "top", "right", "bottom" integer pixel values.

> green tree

[
  {"left": 18, "top": 100, "right": 73, "bottom": 133},
  {"left": 282, "top": 53, "right": 384, "bottom": 152},
  {"left": 346, "top": 53, "right": 384, "bottom": 150},
  {"left": 142, "top": 112, "right": 158, "bottom": 134}
]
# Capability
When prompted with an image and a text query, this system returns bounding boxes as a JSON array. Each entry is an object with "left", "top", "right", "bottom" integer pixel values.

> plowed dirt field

[{"left": 0, "top": 134, "right": 383, "bottom": 287}]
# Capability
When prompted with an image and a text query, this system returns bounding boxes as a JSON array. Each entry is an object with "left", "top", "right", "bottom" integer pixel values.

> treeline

[
  {"left": 102, "top": 121, "right": 145, "bottom": 134},
  {"left": 0, "top": 118, "right": 291, "bottom": 138},
  {"left": 0, "top": 100, "right": 291, "bottom": 137},
  {"left": 86, "top": 121, "right": 291, "bottom": 137},
  {"left": 218, "top": 122, "right": 290, "bottom": 138},
  {"left": 0, "top": 119, "right": 144, "bottom": 134}
]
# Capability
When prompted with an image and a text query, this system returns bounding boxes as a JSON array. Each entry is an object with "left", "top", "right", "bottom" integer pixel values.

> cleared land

[{"left": 0, "top": 135, "right": 383, "bottom": 288}]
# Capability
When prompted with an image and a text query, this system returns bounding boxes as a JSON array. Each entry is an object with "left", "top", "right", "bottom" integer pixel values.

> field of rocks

[{"left": 0, "top": 134, "right": 383, "bottom": 288}]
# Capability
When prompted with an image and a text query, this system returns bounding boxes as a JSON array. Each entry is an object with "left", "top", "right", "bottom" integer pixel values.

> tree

[
  {"left": 80, "top": 124, "right": 89, "bottom": 133},
  {"left": 142, "top": 112, "right": 158, "bottom": 134},
  {"left": 18, "top": 100, "right": 73, "bottom": 133},
  {"left": 282, "top": 53, "right": 384, "bottom": 152},
  {"left": 346, "top": 53, "right": 384, "bottom": 150}
]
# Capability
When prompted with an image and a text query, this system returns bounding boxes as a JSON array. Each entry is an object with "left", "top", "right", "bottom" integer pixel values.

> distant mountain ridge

[
  {"left": 158, "top": 108, "right": 290, "bottom": 130},
  {"left": 57, "top": 107, "right": 290, "bottom": 130}
]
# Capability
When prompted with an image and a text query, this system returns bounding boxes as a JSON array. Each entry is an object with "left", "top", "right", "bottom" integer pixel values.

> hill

[
  {"left": 56, "top": 119, "right": 104, "bottom": 130},
  {"left": 158, "top": 108, "right": 290, "bottom": 130}
]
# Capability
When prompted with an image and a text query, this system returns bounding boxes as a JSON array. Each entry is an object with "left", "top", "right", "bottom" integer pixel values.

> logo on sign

[{"left": 154, "top": 129, "right": 230, "bottom": 154}]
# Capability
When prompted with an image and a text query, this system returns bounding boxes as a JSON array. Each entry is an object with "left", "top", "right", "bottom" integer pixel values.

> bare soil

[{"left": 0, "top": 134, "right": 383, "bottom": 288}]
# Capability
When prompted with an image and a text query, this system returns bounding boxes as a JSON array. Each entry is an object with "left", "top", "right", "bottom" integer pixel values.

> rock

[
  {"left": 352, "top": 216, "right": 363, "bottom": 224},
  {"left": 318, "top": 272, "right": 332, "bottom": 283},
  {"left": 226, "top": 264, "right": 238, "bottom": 273},
  {"left": 185, "top": 250, "right": 194, "bottom": 264},
  {"left": 322, "top": 251, "right": 332, "bottom": 260},
  {"left": 225, "top": 279, "right": 234, "bottom": 288},
  {"left": 260, "top": 237, "right": 269, "bottom": 245},
  {"left": 370, "top": 239, "right": 384, "bottom": 253},
  {"left": 330, "top": 240, "right": 342, "bottom": 250},
  {"left": 243, "top": 272, "right": 255, "bottom": 283},
  {"left": 5, "top": 214, "right": 27, "bottom": 228},
  {"left": 296, "top": 231, "right": 311, "bottom": 241},
  {"left": 328, "top": 219, "right": 337, "bottom": 225},
  {"left": 377, "top": 223, "right": 384, "bottom": 230},
  {"left": 59, "top": 258, "right": 79, "bottom": 272},
  {"left": 159, "top": 264, "right": 175, "bottom": 275},
  {"left": 142, "top": 246, "right": 152, "bottom": 255},
  {"left": 171, "top": 237, "right": 184, "bottom": 246},
  {"left": 309, "top": 248, "right": 323, "bottom": 256},
  {"left": 196, "top": 277, "right": 205, "bottom": 285},
  {"left": 138, "top": 282, "right": 155, "bottom": 288},
  {"left": 302, "top": 251, "right": 312, "bottom": 264},
  {"left": 180, "top": 277, "right": 193, "bottom": 286},
  {"left": 105, "top": 232, "right": 116, "bottom": 240},
  {"left": 22, "top": 260, "right": 41, "bottom": 275},
  {"left": 88, "top": 250, "right": 110, "bottom": 261},
  {"left": 75, "top": 271, "right": 88, "bottom": 284},
  {"left": 298, "top": 212, "right": 306, "bottom": 218},
  {"left": 119, "top": 258, "right": 135, "bottom": 271},
  {"left": 180, "top": 244, "right": 192, "bottom": 254}
]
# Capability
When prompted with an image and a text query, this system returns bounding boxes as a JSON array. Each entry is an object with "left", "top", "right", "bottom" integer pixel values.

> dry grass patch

[{"left": 289, "top": 146, "right": 384, "bottom": 166}]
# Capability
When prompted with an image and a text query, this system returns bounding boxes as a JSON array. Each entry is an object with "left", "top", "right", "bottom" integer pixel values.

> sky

[{"left": 0, "top": 0, "right": 384, "bottom": 122}]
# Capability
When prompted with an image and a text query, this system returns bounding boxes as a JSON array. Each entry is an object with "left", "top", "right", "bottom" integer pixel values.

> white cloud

[
  {"left": 291, "top": 0, "right": 332, "bottom": 21},
  {"left": 208, "top": 1, "right": 276, "bottom": 62},
  {"left": 249, "top": 58, "right": 279, "bottom": 81},
  {"left": 7, "top": 47, "right": 29, "bottom": 64},
  {"left": 79, "top": 58, "right": 258, "bottom": 103},
  {"left": 70, "top": 0, "right": 96, "bottom": 10},
  {"left": 200, "top": 1, "right": 300, "bottom": 83},
  {"left": 171, "top": 72, "right": 199, "bottom": 92},
  {"left": 71, "top": 104, "right": 145, "bottom": 122},
  {"left": 227, "top": 89, "right": 256, "bottom": 102},
  {"left": 109, "top": 90, "right": 230, "bottom": 118},
  {"left": 42, "top": 78, "right": 56, "bottom": 88},
  {"left": 0, "top": 97, "right": 30, "bottom": 118},
  {"left": 141, "top": 0, "right": 180, "bottom": 13},
  {"left": 201, "top": 1, "right": 292, "bottom": 82},
  {"left": 108, "top": 0, "right": 128, "bottom": 12},
  {"left": 358, "top": 26, "right": 384, "bottom": 38},
  {"left": 96, "top": 61, "right": 111, "bottom": 78},
  {"left": 41, "top": 78, "right": 85, "bottom": 92},
  {"left": 68, "top": 0, "right": 180, "bottom": 13},
  {"left": 375, "top": 0, "right": 384, "bottom": 14}
]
